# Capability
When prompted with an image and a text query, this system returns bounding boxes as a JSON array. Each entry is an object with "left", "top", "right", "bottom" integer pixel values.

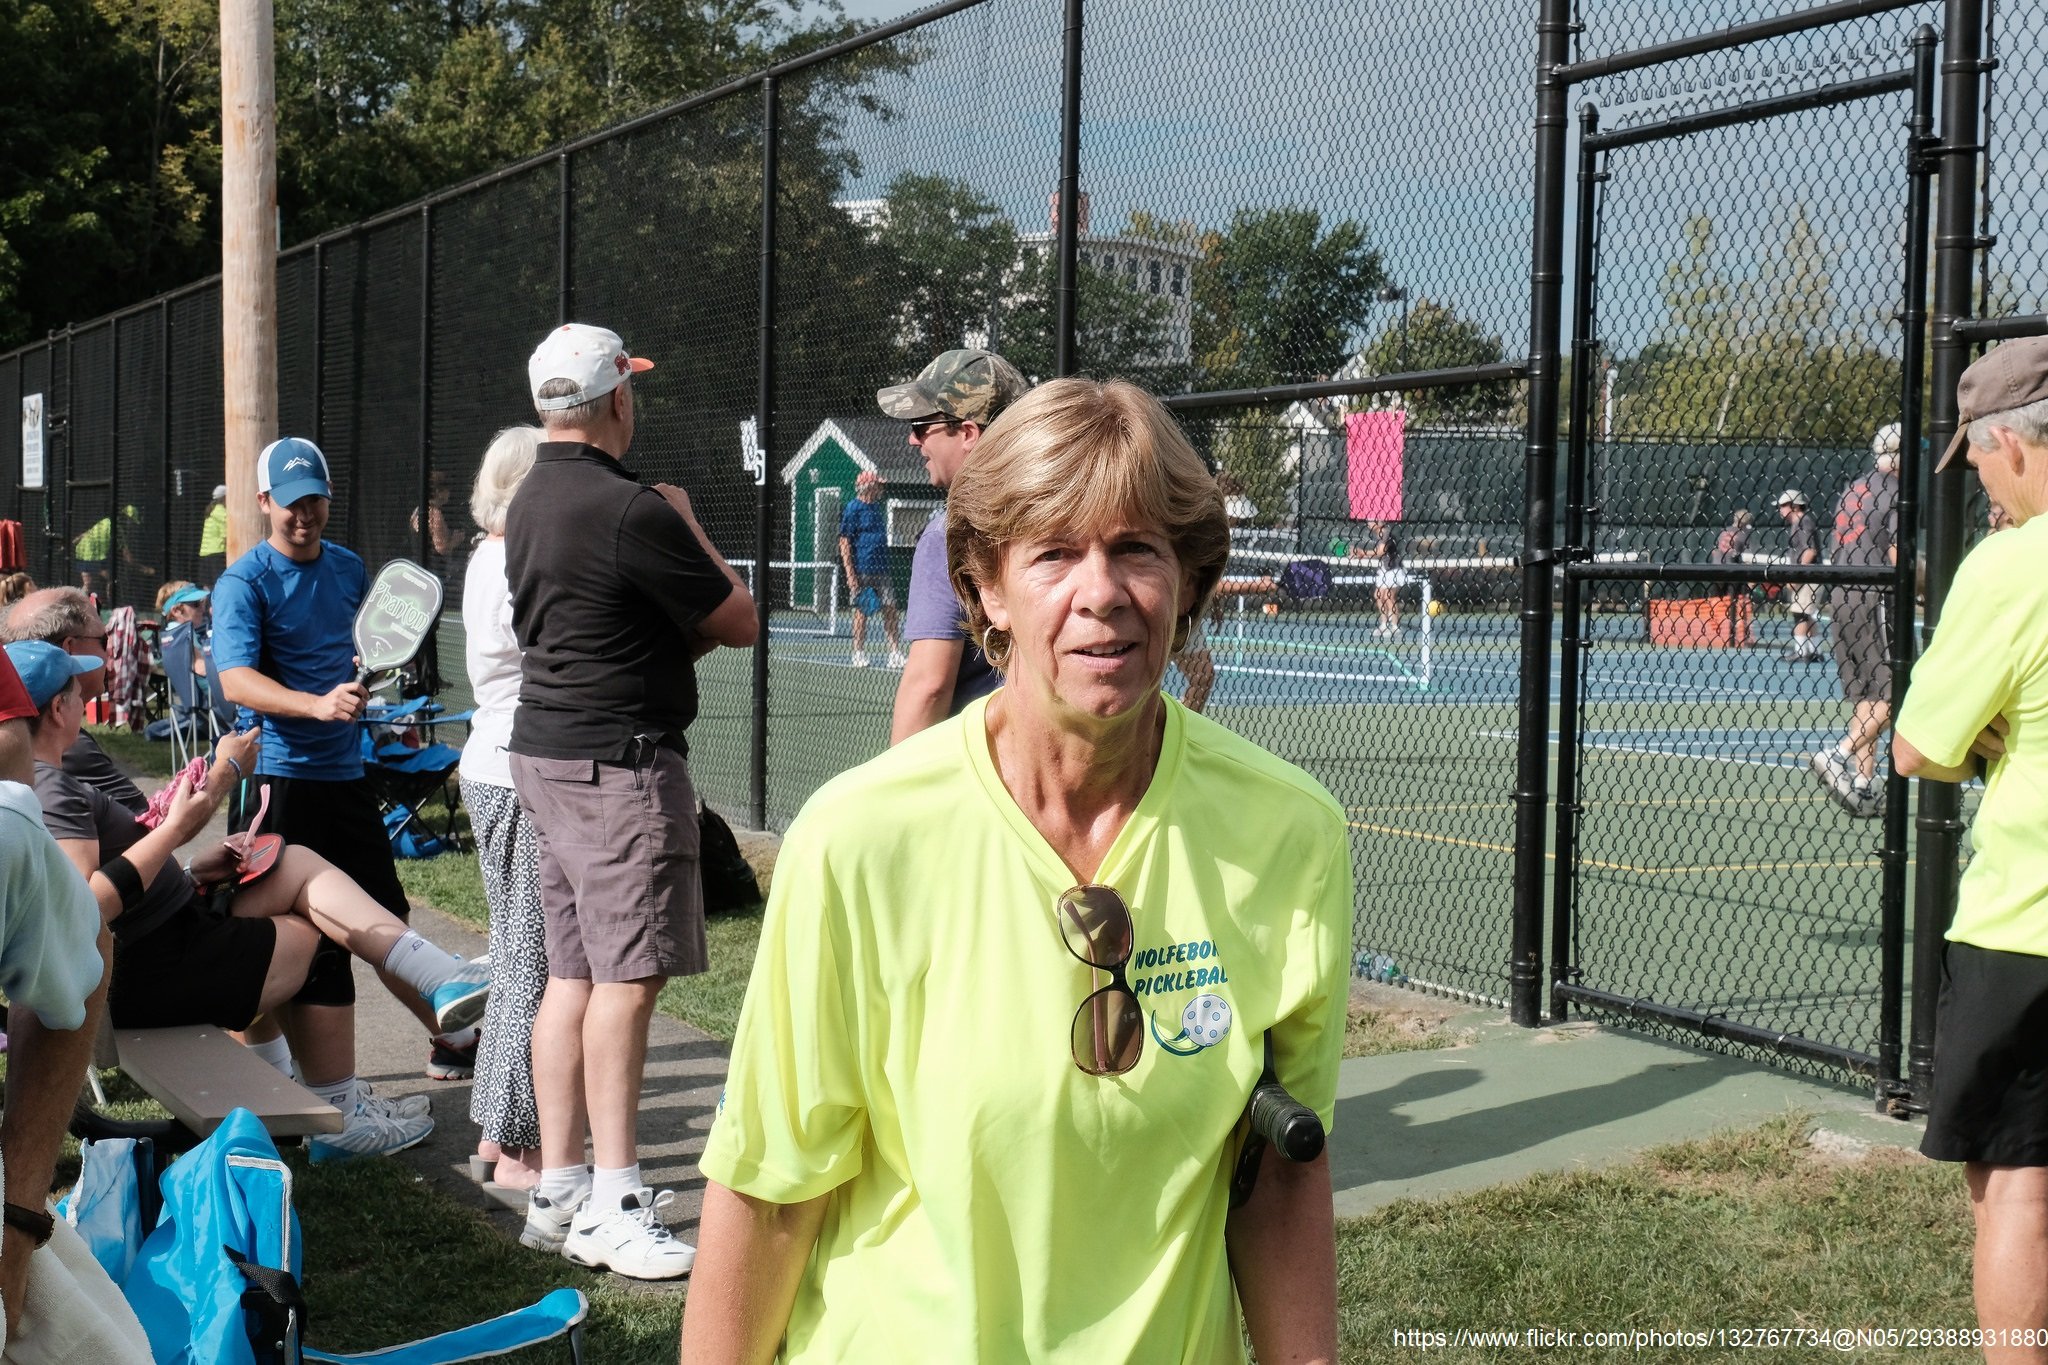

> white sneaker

[
  {"left": 850, "top": 651, "right": 870, "bottom": 668},
  {"left": 562, "top": 1188, "right": 695, "bottom": 1280},
  {"left": 353, "top": 1077, "right": 431, "bottom": 1120},
  {"left": 886, "top": 649, "right": 907, "bottom": 669},
  {"left": 428, "top": 959, "right": 492, "bottom": 1034},
  {"left": 521, "top": 1190, "right": 587, "bottom": 1252},
  {"left": 1809, "top": 749, "right": 1863, "bottom": 815},
  {"left": 309, "top": 1099, "right": 435, "bottom": 1164}
]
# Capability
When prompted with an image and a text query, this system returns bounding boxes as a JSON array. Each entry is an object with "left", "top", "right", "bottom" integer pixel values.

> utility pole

[{"left": 221, "top": 0, "right": 278, "bottom": 562}]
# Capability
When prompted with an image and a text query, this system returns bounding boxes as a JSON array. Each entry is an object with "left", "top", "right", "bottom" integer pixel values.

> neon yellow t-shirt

[
  {"left": 699, "top": 695, "right": 1351, "bottom": 1364},
  {"left": 1895, "top": 516, "right": 2048, "bottom": 955},
  {"left": 73, "top": 518, "right": 112, "bottom": 560},
  {"left": 200, "top": 504, "right": 229, "bottom": 557}
]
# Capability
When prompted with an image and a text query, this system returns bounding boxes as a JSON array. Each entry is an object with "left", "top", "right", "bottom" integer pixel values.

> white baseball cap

[
  {"left": 528, "top": 324, "right": 654, "bottom": 412},
  {"left": 211, "top": 484, "right": 228, "bottom": 502}
]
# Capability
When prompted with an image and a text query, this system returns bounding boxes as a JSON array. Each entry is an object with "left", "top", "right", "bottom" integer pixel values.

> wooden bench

[{"left": 74, "top": 1024, "right": 342, "bottom": 1150}]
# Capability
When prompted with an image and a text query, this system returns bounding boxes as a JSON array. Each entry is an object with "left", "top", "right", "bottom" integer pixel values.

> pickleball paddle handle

[{"left": 1246, "top": 1080, "right": 1324, "bottom": 1163}]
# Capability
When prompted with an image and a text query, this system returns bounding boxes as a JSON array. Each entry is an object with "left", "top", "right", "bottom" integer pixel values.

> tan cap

[{"left": 1937, "top": 335, "right": 2048, "bottom": 472}]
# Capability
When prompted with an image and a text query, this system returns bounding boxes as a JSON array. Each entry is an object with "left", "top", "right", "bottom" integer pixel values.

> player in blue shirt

[
  {"left": 836, "top": 470, "right": 902, "bottom": 668},
  {"left": 213, "top": 437, "right": 474, "bottom": 1081}
]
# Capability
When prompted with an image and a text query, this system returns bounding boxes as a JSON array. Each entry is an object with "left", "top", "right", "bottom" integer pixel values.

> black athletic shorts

[
  {"left": 1921, "top": 940, "right": 2048, "bottom": 1165},
  {"left": 109, "top": 897, "right": 276, "bottom": 1032}
]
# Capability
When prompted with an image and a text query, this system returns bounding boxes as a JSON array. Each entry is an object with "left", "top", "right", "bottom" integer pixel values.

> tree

[
  {"left": 869, "top": 172, "right": 1017, "bottom": 369},
  {"left": 1352, "top": 298, "right": 1512, "bottom": 424},
  {"left": 1192, "top": 206, "right": 1384, "bottom": 391},
  {"left": 1000, "top": 250, "right": 1178, "bottom": 385}
]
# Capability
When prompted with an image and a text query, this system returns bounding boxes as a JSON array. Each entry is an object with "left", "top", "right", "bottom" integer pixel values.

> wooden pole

[{"left": 220, "top": 0, "right": 277, "bottom": 562}]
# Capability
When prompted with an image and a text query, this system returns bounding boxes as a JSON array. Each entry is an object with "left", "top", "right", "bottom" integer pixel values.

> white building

[{"left": 1013, "top": 229, "right": 1199, "bottom": 364}]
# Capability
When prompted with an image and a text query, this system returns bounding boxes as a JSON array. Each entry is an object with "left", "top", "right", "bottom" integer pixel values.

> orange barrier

[{"left": 1646, "top": 594, "right": 1753, "bottom": 648}]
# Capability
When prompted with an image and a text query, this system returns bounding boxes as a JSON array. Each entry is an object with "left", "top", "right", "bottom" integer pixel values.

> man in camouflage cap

[{"left": 879, "top": 348, "right": 1028, "bottom": 741}]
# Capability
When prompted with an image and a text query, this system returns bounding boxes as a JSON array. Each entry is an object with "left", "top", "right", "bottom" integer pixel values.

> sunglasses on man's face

[
  {"left": 909, "top": 418, "right": 960, "bottom": 441},
  {"left": 1056, "top": 884, "right": 1143, "bottom": 1076}
]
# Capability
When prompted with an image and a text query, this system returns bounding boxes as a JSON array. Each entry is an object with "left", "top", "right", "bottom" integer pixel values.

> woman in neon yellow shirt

[{"left": 685, "top": 379, "right": 1349, "bottom": 1364}]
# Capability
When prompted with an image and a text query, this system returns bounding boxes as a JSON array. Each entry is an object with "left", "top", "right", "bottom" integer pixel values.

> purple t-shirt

[{"left": 902, "top": 508, "right": 998, "bottom": 713}]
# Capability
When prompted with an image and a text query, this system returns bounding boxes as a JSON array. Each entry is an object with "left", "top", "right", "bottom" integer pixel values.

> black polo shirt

[{"left": 505, "top": 442, "right": 733, "bottom": 761}]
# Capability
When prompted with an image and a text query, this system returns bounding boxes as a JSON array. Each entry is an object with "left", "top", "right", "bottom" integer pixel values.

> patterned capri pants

[{"left": 460, "top": 777, "right": 547, "bottom": 1150}]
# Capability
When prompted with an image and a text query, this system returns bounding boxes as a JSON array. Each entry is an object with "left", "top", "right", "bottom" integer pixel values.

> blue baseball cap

[
  {"left": 163, "top": 585, "right": 210, "bottom": 610},
  {"left": 3, "top": 641, "right": 101, "bottom": 710},
  {"left": 258, "top": 437, "right": 332, "bottom": 507}
]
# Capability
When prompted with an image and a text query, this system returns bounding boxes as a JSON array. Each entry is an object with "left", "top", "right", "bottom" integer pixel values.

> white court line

[{"left": 1474, "top": 728, "right": 1820, "bottom": 773}]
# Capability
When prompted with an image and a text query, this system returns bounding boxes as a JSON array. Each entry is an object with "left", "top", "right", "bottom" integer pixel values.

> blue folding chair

[
  {"left": 158, "top": 621, "right": 218, "bottom": 769},
  {"left": 360, "top": 699, "right": 470, "bottom": 858}
]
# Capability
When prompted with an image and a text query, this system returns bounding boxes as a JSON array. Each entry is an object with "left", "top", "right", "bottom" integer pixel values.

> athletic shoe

[
  {"left": 850, "top": 650, "right": 870, "bottom": 668},
  {"left": 886, "top": 650, "right": 907, "bottom": 669},
  {"left": 353, "top": 1077, "right": 431, "bottom": 1120},
  {"left": 428, "top": 960, "right": 491, "bottom": 1034},
  {"left": 426, "top": 1033, "right": 478, "bottom": 1081},
  {"left": 309, "top": 1099, "right": 435, "bottom": 1164},
  {"left": 520, "top": 1191, "right": 586, "bottom": 1253},
  {"left": 1809, "top": 749, "right": 1863, "bottom": 816},
  {"left": 1851, "top": 779, "right": 1886, "bottom": 820},
  {"left": 562, "top": 1188, "right": 695, "bottom": 1280}
]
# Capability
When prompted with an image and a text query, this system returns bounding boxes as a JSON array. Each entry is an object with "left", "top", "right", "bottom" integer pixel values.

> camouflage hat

[{"left": 876, "top": 349, "right": 1028, "bottom": 425}]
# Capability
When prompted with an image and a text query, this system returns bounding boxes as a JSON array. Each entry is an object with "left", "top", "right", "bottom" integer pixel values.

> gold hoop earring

[
  {"left": 980, "top": 625, "right": 1012, "bottom": 670},
  {"left": 1171, "top": 614, "right": 1192, "bottom": 654}
]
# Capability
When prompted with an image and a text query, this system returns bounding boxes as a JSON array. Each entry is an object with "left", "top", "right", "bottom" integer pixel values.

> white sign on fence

[
  {"left": 739, "top": 417, "right": 765, "bottom": 486},
  {"left": 20, "top": 394, "right": 45, "bottom": 489}
]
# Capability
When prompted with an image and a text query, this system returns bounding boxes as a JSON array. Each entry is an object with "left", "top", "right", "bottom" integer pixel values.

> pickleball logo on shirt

[{"left": 1131, "top": 937, "right": 1233, "bottom": 1056}]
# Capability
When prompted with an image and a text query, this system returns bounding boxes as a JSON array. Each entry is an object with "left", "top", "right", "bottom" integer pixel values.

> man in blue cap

[{"left": 212, "top": 437, "right": 470, "bottom": 1080}]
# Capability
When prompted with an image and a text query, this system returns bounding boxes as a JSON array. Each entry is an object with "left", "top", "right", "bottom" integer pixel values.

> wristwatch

[{"left": 3, "top": 1201, "right": 53, "bottom": 1247}]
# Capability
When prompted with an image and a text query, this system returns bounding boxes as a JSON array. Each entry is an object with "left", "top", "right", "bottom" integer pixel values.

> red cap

[{"left": 0, "top": 650, "right": 33, "bottom": 725}]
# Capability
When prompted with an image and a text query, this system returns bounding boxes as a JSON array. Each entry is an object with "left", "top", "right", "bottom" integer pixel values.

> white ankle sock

[
  {"left": 435, "top": 1025, "right": 478, "bottom": 1049},
  {"left": 592, "top": 1164, "right": 643, "bottom": 1212},
  {"left": 538, "top": 1165, "right": 592, "bottom": 1207},
  {"left": 382, "top": 930, "right": 462, "bottom": 998},
  {"left": 246, "top": 1033, "right": 294, "bottom": 1077},
  {"left": 309, "top": 1074, "right": 357, "bottom": 1110}
]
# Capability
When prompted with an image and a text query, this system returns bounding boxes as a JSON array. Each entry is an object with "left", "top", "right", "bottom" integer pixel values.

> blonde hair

[
  {"left": 945, "top": 378, "right": 1228, "bottom": 665},
  {"left": 155, "top": 580, "right": 194, "bottom": 612},
  {"left": 471, "top": 426, "right": 543, "bottom": 535},
  {"left": 0, "top": 573, "right": 35, "bottom": 609}
]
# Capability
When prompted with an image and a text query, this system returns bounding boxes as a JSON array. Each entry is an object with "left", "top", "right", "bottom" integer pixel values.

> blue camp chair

[
  {"left": 360, "top": 699, "right": 470, "bottom": 857},
  {"left": 158, "top": 621, "right": 217, "bottom": 769}
]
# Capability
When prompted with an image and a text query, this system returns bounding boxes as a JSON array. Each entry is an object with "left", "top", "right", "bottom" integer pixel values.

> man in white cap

[
  {"left": 199, "top": 484, "right": 230, "bottom": 581},
  {"left": 1893, "top": 334, "right": 2048, "bottom": 1354},
  {"left": 505, "top": 324, "right": 757, "bottom": 1279},
  {"left": 1773, "top": 488, "right": 1822, "bottom": 663},
  {"left": 1809, "top": 423, "right": 1901, "bottom": 818}
]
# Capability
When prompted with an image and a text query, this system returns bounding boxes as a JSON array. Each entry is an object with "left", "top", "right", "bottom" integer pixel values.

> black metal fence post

[
  {"left": 160, "top": 300, "right": 173, "bottom": 580},
  {"left": 1053, "top": 0, "right": 1083, "bottom": 377},
  {"left": 107, "top": 322, "right": 121, "bottom": 606},
  {"left": 1879, "top": 23, "right": 1938, "bottom": 1108},
  {"left": 418, "top": 203, "right": 433, "bottom": 567},
  {"left": 1549, "top": 104, "right": 1603, "bottom": 1023},
  {"left": 1911, "top": 0, "right": 1989, "bottom": 1104},
  {"left": 558, "top": 153, "right": 573, "bottom": 326},
  {"left": 1511, "top": 0, "right": 1573, "bottom": 1027},
  {"left": 752, "top": 75, "right": 778, "bottom": 831},
  {"left": 312, "top": 240, "right": 325, "bottom": 454}
]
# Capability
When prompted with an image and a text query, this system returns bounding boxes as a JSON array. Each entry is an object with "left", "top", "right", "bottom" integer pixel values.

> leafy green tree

[
  {"left": 1353, "top": 298, "right": 1512, "bottom": 424},
  {"left": 998, "top": 250, "right": 1177, "bottom": 385},
  {"left": 1193, "top": 206, "right": 1384, "bottom": 390},
  {"left": 868, "top": 172, "right": 1017, "bottom": 369}
]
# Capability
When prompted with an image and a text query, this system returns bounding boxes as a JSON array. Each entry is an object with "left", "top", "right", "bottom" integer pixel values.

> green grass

[
  {"left": 1344, "top": 1001, "right": 1467, "bottom": 1059},
  {"left": 85, "top": 723, "right": 178, "bottom": 781},
  {"left": 1336, "top": 1114, "right": 1976, "bottom": 1363}
]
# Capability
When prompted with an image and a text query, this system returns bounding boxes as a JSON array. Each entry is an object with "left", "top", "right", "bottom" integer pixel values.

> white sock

[
  {"left": 1836, "top": 742, "right": 1855, "bottom": 758},
  {"left": 592, "top": 1164, "right": 643, "bottom": 1211},
  {"left": 538, "top": 1165, "right": 592, "bottom": 1208},
  {"left": 246, "top": 1032, "right": 294, "bottom": 1077},
  {"left": 309, "top": 1074, "right": 357, "bottom": 1111},
  {"left": 382, "top": 930, "right": 463, "bottom": 998},
  {"left": 434, "top": 1025, "right": 478, "bottom": 1049}
]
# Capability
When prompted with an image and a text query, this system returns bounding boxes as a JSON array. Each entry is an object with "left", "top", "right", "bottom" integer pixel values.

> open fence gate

[{"left": 1546, "top": 25, "right": 1937, "bottom": 1105}]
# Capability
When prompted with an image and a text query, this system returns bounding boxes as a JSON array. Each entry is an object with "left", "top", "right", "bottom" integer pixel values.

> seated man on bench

[{"left": 6, "top": 641, "right": 493, "bottom": 1163}]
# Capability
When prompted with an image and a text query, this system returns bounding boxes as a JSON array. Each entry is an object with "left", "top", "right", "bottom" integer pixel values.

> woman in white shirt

[{"left": 459, "top": 426, "right": 544, "bottom": 1190}]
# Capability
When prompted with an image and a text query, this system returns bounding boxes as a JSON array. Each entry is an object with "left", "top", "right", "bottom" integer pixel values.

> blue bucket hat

[
  {"left": 3, "top": 641, "right": 101, "bottom": 710},
  {"left": 258, "top": 437, "right": 332, "bottom": 507}
]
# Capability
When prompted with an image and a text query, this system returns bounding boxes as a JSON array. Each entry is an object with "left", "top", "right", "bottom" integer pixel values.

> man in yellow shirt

[
  {"left": 1894, "top": 335, "right": 2048, "bottom": 1355},
  {"left": 198, "top": 485, "right": 229, "bottom": 582}
]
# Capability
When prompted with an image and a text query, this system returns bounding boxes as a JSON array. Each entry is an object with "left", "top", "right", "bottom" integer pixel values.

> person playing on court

[
  {"left": 836, "top": 470, "right": 903, "bottom": 669},
  {"left": 1174, "top": 567, "right": 1277, "bottom": 713},
  {"left": 1774, "top": 490, "right": 1823, "bottom": 663},
  {"left": 212, "top": 437, "right": 476, "bottom": 1079},
  {"left": 881, "top": 347, "right": 1027, "bottom": 742},
  {"left": 1892, "top": 336, "right": 2048, "bottom": 1358},
  {"left": 1809, "top": 423, "right": 1901, "bottom": 819},
  {"left": 8, "top": 639, "right": 491, "bottom": 1162},
  {"left": 683, "top": 378, "right": 1349, "bottom": 1363},
  {"left": 1367, "top": 518, "right": 1406, "bottom": 638}
]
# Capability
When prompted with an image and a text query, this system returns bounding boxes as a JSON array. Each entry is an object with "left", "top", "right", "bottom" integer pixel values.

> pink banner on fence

[{"left": 1346, "top": 410, "right": 1405, "bottom": 521}]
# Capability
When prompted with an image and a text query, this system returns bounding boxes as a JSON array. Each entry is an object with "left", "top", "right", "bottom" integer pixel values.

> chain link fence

[{"left": 0, "top": 0, "right": 2033, "bottom": 1056}]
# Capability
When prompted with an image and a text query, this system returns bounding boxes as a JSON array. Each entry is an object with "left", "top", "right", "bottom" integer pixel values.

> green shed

[{"left": 782, "top": 417, "right": 939, "bottom": 612}]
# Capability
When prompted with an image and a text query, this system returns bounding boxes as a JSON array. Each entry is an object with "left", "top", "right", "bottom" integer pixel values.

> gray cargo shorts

[
  {"left": 1829, "top": 587, "right": 1891, "bottom": 705},
  {"left": 511, "top": 743, "right": 707, "bottom": 982}
]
